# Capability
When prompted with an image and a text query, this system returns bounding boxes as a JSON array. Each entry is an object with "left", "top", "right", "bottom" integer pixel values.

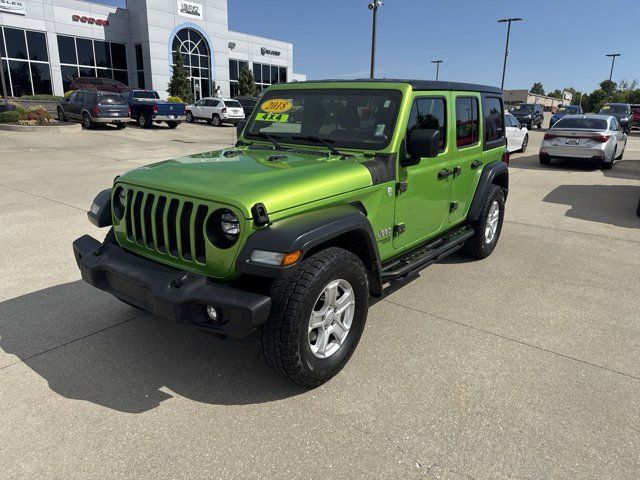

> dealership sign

[
  {"left": 72, "top": 14, "right": 110, "bottom": 26},
  {"left": 261, "top": 47, "right": 281, "bottom": 57},
  {"left": 177, "top": 0, "right": 202, "bottom": 19},
  {"left": 0, "top": 0, "right": 26, "bottom": 15}
]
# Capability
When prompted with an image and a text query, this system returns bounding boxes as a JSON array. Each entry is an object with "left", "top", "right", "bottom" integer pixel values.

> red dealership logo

[{"left": 72, "top": 14, "right": 109, "bottom": 26}]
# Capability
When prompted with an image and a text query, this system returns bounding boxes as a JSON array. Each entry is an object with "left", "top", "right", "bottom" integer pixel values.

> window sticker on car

[
  {"left": 261, "top": 99, "right": 293, "bottom": 114},
  {"left": 256, "top": 112, "right": 290, "bottom": 123},
  {"left": 602, "top": 105, "right": 611, "bottom": 110}
]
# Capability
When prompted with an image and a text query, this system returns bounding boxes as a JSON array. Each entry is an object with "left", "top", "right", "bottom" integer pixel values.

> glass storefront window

[
  {"left": 76, "top": 39, "right": 94, "bottom": 66},
  {"left": 111, "top": 43, "right": 127, "bottom": 70},
  {"left": 1, "top": 27, "right": 52, "bottom": 96},
  {"left": 61, "top": 65, "right": 78, "bottom": 92},
  {"left": 57, "top": 36, "right": 76, "bottom": 64},
  {"left": 253, "top": 62, "right": 262, "bottom": 83},
  {"left": 26, "top": 31, "right": 48, "bottom": 62},
  {"left": 94, "top": 41, "right": 111, "bottom": 68},
  {"left": 4, "top": 28, "right": 27, "bottom": 60}
]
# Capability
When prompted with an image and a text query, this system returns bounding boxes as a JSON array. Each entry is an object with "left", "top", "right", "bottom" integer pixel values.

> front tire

[
  {"left": 463, "top": 184, "right": 505, "bottom": 259},
  {"left": 116, "top": 123, "right": 127, "bottom": 129},
  {"left": 259, "top": 247, "right": 369, "bottom": 387},
  {"left": 519, "top": 134, "right": 528, "bottom": 153},
  {"left": 57, "top": 107, "right": 67, "bottom": 122}
]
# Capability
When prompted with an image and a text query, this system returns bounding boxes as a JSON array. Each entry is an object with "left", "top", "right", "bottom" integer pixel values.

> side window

[
  {"left": 406, "top": 97, "right": 447, "bottom": 152},
  {"left": 610, "top": 118, "right": 619, "bottom": 130},
  {"left": 455, "top": 97, "right": 479, "bottom": 148},
  {"left": 68, "top": 92, "right": 77, "bottom": 102},
  {"left": 484, "top": 97, "right": 504, "bottom": 142},
  {"left": 212, "top": 100, "right": 221, "bottom": 107},
  {"left": 75, "top": 92, "right": 84, "bottom": 104}
]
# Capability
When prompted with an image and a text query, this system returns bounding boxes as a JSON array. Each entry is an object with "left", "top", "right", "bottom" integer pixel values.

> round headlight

[
  {"left": 113, "top": 186, "right": 126, "bottom": 220},
  {"left": 206, "top": 209, "right": 240, "bottom": 249}
]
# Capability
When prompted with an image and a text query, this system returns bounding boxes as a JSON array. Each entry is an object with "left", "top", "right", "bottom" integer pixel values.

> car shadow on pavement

[
  {"left": 543, "top": 184, "right": 640, "bottom": 228},
  {"left": 509, "top": 154, "right": 603, "bottom": 173},
  {"left": 0, "top": 281, "right": 305, "bottom": 413}
]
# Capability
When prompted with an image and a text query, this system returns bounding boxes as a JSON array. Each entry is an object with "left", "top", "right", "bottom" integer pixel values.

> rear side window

[
  {"left": 406, "top": 97, "right": 447, "bottom": 152},
  {"left": 484, "top": 96, "right": 504, "bottom": 142},
  {"left": 455, "top": 97, "right": 479, "bottom": 148}
]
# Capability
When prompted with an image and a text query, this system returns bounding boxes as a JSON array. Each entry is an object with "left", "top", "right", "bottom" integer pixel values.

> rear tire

[
  {"left": 615, "top": 147, "right": 624, "bottom": 160},
  {"left": 137, "top": 112, "right": 152, "bottom": 129},
  {"left": 212, "top": 114, "right": 221, "bottom": 127},
  {"left": 186, "top": 111, "right": 194, "bottom": 123},
  {"left": 537, "top": 122, "right": 542, "bottom": 129},
  {"left": 167, "top": 121, "right": 179, "bottom": 129},
  {"left": 116, "top": 123, "right": 127, "bottom": 129},
  {"left": 259, "top": 247, "right": 369, "bottom": 387},
  {"left": 463, "top": 184, "right": 505, "bottom": 259},
  {"left": 539, "top": 155, "right": 551, "bottom": 165},
  {"left": 82, "top": 113, "right": 93, "bottom": 130}
]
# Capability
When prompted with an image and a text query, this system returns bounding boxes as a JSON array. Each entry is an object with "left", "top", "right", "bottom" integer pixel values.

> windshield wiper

[
  {"left": 292, "top": 136, "right": 349, "bottom": 159},
  {"left": 255, "top": 132, "right": 286, "bottom": 150}
]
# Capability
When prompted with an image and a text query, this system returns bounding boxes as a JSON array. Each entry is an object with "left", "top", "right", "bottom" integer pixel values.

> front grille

[{"left": 122, "top": 188, "right": 209, "bottom": 264}]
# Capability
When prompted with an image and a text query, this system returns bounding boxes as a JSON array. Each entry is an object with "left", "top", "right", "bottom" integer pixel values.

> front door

[
  {"left": 393, "top": 94, "right": 453, "bottom": 250},
  {"left": 191, "top": 78, "right": 202, "bottom": 102},
  {"left": 449, "top": 93, "right": 483, "bottom": 224}
]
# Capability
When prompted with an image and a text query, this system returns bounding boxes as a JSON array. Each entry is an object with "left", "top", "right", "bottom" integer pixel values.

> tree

[
  {"left": 547, "top": 89, "right": 563, "bottom": 99},
  {"left": 530, "top": 82, "right": 545, "bottom": 95},
  {"left": 571, "top": 92, "right": 583, "bottom": 106},
  {"left": 238, "top": 65, "right": 258, "bottom": 97},
  {"left": 599, "top": 80, "right": 617, "bottom": 96},
  {"left": 586, "top": 89, "right": 607, "bottom": 112},
  {"left": 167, "top": 52, "right": 193, "bottom": 104}
]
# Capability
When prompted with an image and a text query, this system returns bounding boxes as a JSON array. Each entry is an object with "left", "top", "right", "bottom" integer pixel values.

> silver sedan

[{"left": 539, "top": 114, "right": 627, "bottom": 169}]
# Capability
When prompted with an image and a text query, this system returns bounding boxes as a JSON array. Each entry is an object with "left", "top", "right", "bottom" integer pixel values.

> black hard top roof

[{"left": 292, "top": 79, "right": 503, "bottom": 94}]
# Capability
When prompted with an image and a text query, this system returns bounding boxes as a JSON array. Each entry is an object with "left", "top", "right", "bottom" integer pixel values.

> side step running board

[{"left": 380, "top": 226, "right": 474, "bottom": 281}]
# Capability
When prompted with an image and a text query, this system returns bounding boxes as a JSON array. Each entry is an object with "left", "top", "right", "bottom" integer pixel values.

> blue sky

[{"left": 100, "top": 0, "right": 640, "bottom": 93}]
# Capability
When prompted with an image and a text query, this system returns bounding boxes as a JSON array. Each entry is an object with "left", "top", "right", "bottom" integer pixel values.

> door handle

[
  {"left": 438, "top": 168, "right": 453, "bottom": 180},
  {"left": 470, "top": 159, "right": 483, "bottom": 170},
  {"left": 453, "top": 166, "right": 462, "bottom": 177}
]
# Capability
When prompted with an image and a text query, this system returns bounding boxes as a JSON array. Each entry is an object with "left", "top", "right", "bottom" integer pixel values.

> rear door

[
  {"left": 449, "top": 92, "right": 482, "bottom": 224},
  {"left": 68, "top": 91, "right": 83, "bottom": 118},
  {"left": 393, "top": 93, "right": 452, "bottom": 250}
]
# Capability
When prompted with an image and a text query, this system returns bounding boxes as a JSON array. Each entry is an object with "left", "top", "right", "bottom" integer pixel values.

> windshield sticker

[
  {"left": 256, "top": 112, "right": 290, "bottom": 123},
  {"left": 601, "top": 105, "right": 611, "bottom": 110},
  {"left": 261, "top": 99, "right": 293, "bottom": 114}
]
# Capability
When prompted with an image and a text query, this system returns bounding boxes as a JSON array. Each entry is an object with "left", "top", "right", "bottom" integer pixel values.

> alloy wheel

[
  {"left": 308, "top": 279, "right": 355, "bottom": 359},
  {"left": 484, "top": 200, "right": 500, "bottom": 244}
]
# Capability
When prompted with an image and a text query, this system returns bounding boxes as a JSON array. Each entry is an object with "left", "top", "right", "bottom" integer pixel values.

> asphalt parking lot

[{"left": 1, "top": 122, "right": 639, "bottom": 479}]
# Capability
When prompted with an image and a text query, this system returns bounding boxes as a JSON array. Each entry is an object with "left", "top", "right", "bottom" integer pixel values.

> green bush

[
  {"left": 17, "top": 94, "right": 63, "bottom": 101},
  {"left": 167, "top": 96, "right": 184, "bottom": 103},
  {"left": 0, "top": 110, "right": 21, "bottom": 123}
]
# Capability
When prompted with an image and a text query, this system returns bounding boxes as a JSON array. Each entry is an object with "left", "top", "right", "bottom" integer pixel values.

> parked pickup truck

[{"left": 126, "top": 89, "right": 186, "bottom": 129}]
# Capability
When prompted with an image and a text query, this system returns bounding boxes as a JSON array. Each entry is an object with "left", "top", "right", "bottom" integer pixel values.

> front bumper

[
  {"left": 153, "top": 114, "right": 186, "bottom": 122},
  {"left": 72, "top": 235, "right": 271, "bottom": 336}
]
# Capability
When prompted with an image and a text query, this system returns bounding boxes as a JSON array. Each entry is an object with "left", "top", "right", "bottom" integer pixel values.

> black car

[
  {"left": 233, "top": 96, "right": 259, "bottom": 117},
  {"left": 598, "top": 103, "right": 632, "bottom": 132},
  {"left": 57, "top": 90, "right": 130, "bottom": 129},
  {"left": 510, "top": 103, "right": 544, "bottom": 129}
]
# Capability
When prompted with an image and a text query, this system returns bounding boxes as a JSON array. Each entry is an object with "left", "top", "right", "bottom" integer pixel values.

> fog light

[{"left": 206, "top": 305, "right": 219, "bottom": 322}]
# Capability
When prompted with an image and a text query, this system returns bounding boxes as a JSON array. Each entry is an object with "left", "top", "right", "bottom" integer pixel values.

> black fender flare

[
  {"left": 467, "top": 161, "right": 509, "bottom": 222},
  {"left": 87, "top": 188, "right": 113, "bottom": 227},
  {"left": 236, "top": 204, "right": 382, "bottom": 286}
]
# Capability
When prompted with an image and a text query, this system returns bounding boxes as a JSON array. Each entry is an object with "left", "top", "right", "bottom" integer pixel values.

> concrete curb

[{"left": 0, "top": 122, "right": 82, "bottom": 133}]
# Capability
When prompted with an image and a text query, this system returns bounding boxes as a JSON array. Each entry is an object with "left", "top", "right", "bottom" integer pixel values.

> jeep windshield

[{"left": 244, "top": 89, "right": 403, "bottom": 150}]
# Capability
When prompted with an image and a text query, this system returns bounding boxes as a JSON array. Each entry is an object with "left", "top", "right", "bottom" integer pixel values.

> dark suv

[
  {"left": 510, "top": 103, "right": 544, "bottom": 129},
  {"left": 233, "top": 96, "right": 259, "bottom": 116},
  {"left": 598, "top": 103, "right": 632, "bottom": 132},
  {"left": 57, "top": 90, "right": 130, "bottom": 129}
]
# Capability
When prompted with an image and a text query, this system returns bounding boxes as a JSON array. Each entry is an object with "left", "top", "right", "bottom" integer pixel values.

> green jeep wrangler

[{"left": 74, "top": 80, "right": 509, "bottom": 386}]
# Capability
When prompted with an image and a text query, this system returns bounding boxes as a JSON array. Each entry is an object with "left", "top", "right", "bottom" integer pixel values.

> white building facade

[{"left": 0, "top": 0, "right": 305, "bottom": 99}]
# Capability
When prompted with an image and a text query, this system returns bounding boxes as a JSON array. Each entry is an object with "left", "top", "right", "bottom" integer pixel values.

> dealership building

[{"left": 0, "top": 0, "right": 305, "bottom": 100}]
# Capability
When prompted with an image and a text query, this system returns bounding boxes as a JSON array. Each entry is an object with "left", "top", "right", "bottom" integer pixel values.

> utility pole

[
  {"left": 498, "top": 17, "right": 523, "bottom": 90},
  {"left": 368, "top": 1, "right": 383, "bottom": 79},
  {"left": 606, "top": 53, "right": 620, "bottom": 82},
  {"left": 431, "top": 60, "right": 443, "bottom": 81}
]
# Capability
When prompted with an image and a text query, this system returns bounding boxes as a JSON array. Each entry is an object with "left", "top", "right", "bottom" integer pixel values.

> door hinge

[
  {"left": 396, "top": 182, "right": 408, "bottom": 195},
  {"left": 393, "top": 223, "right": 406, "bottom": 237},
  {"left": 449, "top": 202, "right": 459, "bottom": 213}
]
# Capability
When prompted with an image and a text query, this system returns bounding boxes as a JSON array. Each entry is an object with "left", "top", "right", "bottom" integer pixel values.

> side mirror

[
  {"left": 518, "top": 123, "right": 523, "bottom": 129},
  {"left": 236, "top": 119, "right": 247, "bottom": 137},
  {"left": 401, "top": 129, "right": 440, "bottom": 167}
]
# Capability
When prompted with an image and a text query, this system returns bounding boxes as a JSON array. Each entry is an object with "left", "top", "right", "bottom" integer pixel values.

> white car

[
  {"left": 505, "top": 113, "right": 529, "bottom": 153},
  {"left": 185, "top": 97, "right": 245, "bottom": 126}
]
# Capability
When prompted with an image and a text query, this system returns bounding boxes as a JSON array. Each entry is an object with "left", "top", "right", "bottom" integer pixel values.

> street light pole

[
  {"left": 431, "top": 60, "right": 443, "bottom": 81},
  {"left": 606, "top": 53, "right": 620, "bottom": 83},
  {"left": 368, "top": 1, "right": 383, "bottom": 79},
  {"left": 498, "top": 17, "right": 523, "bottom": 90}
]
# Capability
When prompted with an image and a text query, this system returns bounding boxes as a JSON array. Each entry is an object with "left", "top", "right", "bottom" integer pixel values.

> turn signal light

[
  {"left": 544, "top": 133, "right": 560, "bottom": 140},
  {"left": 221, "top": 107, "right": 227, "bottom": 114},
  {"left": 282, "top": 250, "right": 302, "bottom": 266}
]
